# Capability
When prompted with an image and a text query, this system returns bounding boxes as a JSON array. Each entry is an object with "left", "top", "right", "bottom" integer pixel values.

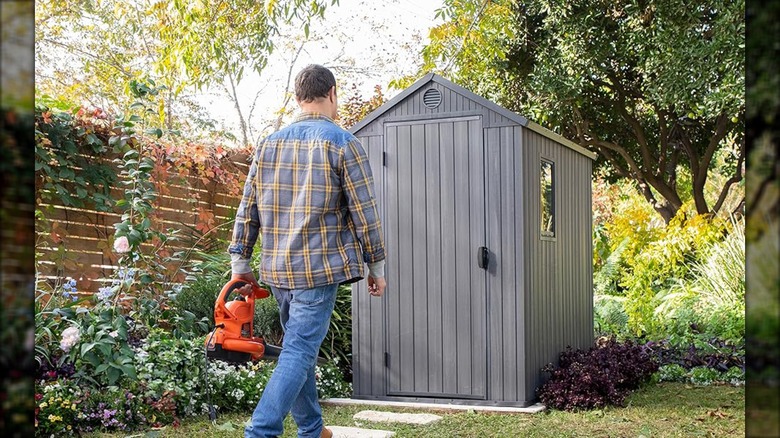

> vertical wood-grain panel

[
  {"left": 385, "top": 126, "right": 400, "bottom": 395},
  {"left": 397, "top": 124, "right": 414, "bottom": 393},
  {"left": 411, "top": 123, "right": 429, "bottom": 393},
  {"left": 367, "top": 135, "right": 386, "bottom": 395},
  {"left": 425, "top": 123, "right": 444, "bottom": 394},
  {"left": 468, "top": 118, "right": 487, "bottom": 398},
  {"left": 500, "top": 126, "right": 517, "bottom": 401},
  {"left": 454, "top": 120, "right": 472, "bottom": 396},
  {"left": 485, "top": 127, "right": 502, "bottom": 400}
]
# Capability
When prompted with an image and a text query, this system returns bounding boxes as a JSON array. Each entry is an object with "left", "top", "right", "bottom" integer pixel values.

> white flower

[
  {"left": 59, "top": 326, "right": 81, "bottom": 353},
  {"left": 109, "top": 330, "right": 119, "bottom": 338},
  {"left": 113, "top": 236, "right": 130, "bottom": 253}
]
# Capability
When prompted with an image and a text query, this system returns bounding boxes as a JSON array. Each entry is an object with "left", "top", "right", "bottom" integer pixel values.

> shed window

[{"left": 541, "top": 159, "right": 555, "bottom": 237}]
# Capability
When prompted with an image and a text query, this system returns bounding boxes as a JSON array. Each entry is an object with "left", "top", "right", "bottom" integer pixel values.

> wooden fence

[{"left": 35, "top": 152, "right": 251, "bottom": 295}]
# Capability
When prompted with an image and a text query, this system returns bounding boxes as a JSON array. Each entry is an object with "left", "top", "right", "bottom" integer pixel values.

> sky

[{"left": 195, "top": 0, "right": 444, "bottom": 142}]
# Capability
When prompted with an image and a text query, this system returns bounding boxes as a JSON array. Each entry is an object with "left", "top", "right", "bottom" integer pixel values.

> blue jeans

[{"left": 245, "top": 283, "right": 338, "bottom": 438}]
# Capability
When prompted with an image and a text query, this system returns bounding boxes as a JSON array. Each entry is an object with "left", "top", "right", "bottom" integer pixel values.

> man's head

[{"left": 294, "top": 64, "right": 338, "bottom": 119}]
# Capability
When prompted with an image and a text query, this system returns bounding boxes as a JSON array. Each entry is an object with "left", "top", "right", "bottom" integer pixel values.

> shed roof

[{"left": 350, "top": 73, "right": 597, "bottom": 160}]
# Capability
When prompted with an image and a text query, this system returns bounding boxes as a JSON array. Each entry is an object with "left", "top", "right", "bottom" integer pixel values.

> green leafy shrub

[
  {"left": 654, "top": 364, "right": 744, "bottom": 386},
  {"left": 689, "top": 366, "right": 722, "bottom": 386},
  {"left": 693, "top": 222, "right": 745, "bottom": 308},
  {"left": 621, "top": 211, "right": 726, "bottom": 336},
  {"left": 593, "top": 238, "right": 628, "bottom": 296},
  {"left": 321, "top": 285, "right": 353, "bottom": 380},
  {"left": 655, "top": 364, "right": 688, "bottom": 382},
  {"left": 593, "top": 294, "right": 630, "bottom": 339},
  {"left": 723, "top": 366, "right": 745, "bottom": 386},
  {"left": 691, "top": 223, "right": 745, "bottom": 344},
  {"left": 172, "top": 275, "right": 224, "bottom": 335},
  {"left": 254, "top": 294, "right": 284, "bottom": 345},
  {"left": 134, "top": 329, "right": 206, "bottom": 417},
  {"left": 171, "top": 272, "right": 284, "bottom": 344}
]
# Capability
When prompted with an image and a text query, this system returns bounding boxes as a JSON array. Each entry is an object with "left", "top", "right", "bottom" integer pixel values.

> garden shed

[{"left": 349, "top": 73, "right": 596, "bottom": 407}]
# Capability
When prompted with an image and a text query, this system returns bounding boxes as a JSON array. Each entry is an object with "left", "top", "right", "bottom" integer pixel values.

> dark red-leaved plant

[{"left": 536, "top": 337, "right": 659, "bottom": 410}]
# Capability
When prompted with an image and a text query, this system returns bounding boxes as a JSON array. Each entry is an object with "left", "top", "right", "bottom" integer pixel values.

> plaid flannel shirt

[{"left": 228, "top": 112, "right": 385, "bottom": 289}]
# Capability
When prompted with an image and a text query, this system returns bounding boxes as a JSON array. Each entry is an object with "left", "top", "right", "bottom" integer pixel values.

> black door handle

[{"left": 478, "top": 247, "right": 489, "bottom": 270}]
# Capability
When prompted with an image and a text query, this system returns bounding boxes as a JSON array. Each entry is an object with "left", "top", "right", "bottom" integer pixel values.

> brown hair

[{"left": 294, "top": 64, "right": 336, "bottom": 102}]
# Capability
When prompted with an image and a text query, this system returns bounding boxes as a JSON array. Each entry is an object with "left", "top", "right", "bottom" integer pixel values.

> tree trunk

[{"left": 227, "top": 70, "right": 249, "bottom": 147}]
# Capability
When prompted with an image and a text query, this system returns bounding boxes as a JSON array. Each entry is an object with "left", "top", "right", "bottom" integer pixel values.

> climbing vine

[{"left": 34, "top": 80, "right": 250, "bottom": 302}]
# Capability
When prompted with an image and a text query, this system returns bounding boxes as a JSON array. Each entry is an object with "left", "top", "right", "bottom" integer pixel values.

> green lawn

[{"left": 89, "top": 383, "right": 744, "bottom": 438}]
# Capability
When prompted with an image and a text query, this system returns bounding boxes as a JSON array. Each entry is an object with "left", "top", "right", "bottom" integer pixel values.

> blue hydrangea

[
  {"left": 62, "top": 278, "right": 78, "bottom": 301},
  {"left": 62, "top": 278, "right": 76, "bottom": 292},
  {"left": 117, "top": 268, "right": 136, "bottom": 281},
  {"left": 96, "top": 286, "right": 114, "bottom": 301}
]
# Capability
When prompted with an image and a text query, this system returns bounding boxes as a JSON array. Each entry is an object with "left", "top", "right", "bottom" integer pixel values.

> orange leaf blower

[{"left": 204, "top": 279, "right": 282, "bottom": 362}]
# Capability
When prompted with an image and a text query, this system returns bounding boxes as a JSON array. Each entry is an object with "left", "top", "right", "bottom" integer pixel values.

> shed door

[{"left": 383, "top": 117, "right": 487, "bottom": 400}]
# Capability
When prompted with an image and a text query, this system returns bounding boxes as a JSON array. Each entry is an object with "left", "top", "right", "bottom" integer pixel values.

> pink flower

[{"left": 113, "top": 236, "right": 130, "bottom": 253}]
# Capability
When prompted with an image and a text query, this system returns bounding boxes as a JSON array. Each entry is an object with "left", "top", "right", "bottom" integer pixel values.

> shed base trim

[{"left": 331, "top": 395, "right": 542, "bottom": 410}]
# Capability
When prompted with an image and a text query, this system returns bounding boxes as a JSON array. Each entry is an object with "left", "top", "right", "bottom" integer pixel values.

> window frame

[{"left": 540, "top": 158, "right": 556, "bottom": 241}]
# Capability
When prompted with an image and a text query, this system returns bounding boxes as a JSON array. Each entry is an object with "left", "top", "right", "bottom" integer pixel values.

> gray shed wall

[
  {"left": 522, "top": 128, "right": 594, "bottom": 399},
  {"left": 484, "top": 125, "right": 526, "bottom": 403}
]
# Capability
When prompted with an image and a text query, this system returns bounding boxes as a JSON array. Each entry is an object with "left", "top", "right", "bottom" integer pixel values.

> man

[{"left": 229, "top": 64, "right": 386, "bottom": 438}]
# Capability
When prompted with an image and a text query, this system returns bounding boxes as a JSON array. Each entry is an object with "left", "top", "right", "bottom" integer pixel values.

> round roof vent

[{"left": 423, "top": 88, "right": 442, "bottom": 109}]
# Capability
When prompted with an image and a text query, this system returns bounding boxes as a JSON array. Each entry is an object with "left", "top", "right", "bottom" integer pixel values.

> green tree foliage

[
  {"left": 35, "top": 0, "right": 337, "bottom": 144},
  {"left": 419, "top": 0, "right": 745, "bottom": 223}
]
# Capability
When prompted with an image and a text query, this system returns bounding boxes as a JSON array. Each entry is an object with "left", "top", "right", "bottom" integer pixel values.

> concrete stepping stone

[
  {"left": 328, "top": 425, "right": 396, "bottom": 437},
  {"left": 353, "top": 410, "right": 443, "bottom": 425}
]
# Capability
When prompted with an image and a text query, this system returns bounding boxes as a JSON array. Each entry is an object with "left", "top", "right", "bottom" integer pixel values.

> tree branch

[
  {"left": 692, "top": 111, "right": 732, "bottom": 214},
  {"left": 274, "top": 41, "right": 306, "bottom": 132},
  {"left": 39, "top": 38, "right": 133, "bottom": 78},
  {"left": 712, "top": 136, "right": 745, "bottom": 214},
  {"left": 226, "top": 69, "right": 249, "bottom": 147}
]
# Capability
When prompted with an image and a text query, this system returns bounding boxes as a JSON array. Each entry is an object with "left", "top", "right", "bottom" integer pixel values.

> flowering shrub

[
  {"left": 206, "top": 360, "right": 275, "bottom": 413},
  {"left": 35, "top": 379, "right": 83, "bottom": 435},
  {"left": 134, "top": 329, "right": 207, "bottom": 417},
  {"left": 316, "top": 358, "right": 352, "bottom": 399},
  {"left": 35, "top": 380, "right": 175, "bottom": 435},
  {"left": 35, "top": 327, "right": 352, "bottom": 435},
  {"left": 536, "top": 338, "right": 659, "bottom": 411},
  {"left": 59, "top": 326, "right": 80, "bottom": 353}
]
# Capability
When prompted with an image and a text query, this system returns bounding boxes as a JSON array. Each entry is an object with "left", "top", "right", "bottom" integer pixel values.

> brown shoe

[{"left": 320, "top": 427, "right": 333, "bottom": 438}]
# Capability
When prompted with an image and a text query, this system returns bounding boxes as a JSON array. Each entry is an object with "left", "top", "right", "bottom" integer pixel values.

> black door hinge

[
  {"left": 383, "top": 151, "right": 387, "bottom": 166},
  {"left": 384, "top": 352, "right": 390, "bottom": 368}
]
